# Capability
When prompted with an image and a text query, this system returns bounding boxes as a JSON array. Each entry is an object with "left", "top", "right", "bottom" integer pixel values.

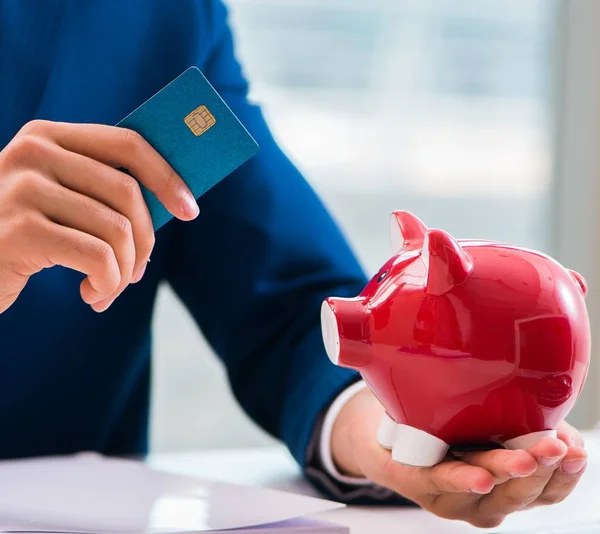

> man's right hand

[{"left": 0, "top": 120, "right": 199, "bottom": 314}]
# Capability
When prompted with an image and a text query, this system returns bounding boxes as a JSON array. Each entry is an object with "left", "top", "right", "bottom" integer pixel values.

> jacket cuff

[
  {"left": 303, "top": 381, "right": 416, "bottom": 506},
  {"left": 318, "top": 380, "right": 372, "bottom": 485}
]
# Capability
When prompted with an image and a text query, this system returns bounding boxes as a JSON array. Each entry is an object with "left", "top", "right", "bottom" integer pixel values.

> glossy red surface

[{"left": 325, "top": 211, "right": 590, "bottom": 445}]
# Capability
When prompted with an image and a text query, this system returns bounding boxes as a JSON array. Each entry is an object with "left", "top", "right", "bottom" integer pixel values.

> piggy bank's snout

[
  {"left": 321, "top": 299, "right": 340, "bottom": 365},
  {"left": 321, "top": 296, "right": 370, "bottom": 369}
]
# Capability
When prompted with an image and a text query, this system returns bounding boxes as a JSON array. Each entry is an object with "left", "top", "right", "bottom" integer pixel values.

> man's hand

[
  {"left": 331, "top": 388, "right": 587, "bottom": 528},
  {"left": 0, "top": 120, "right": 199, "bottom": 314}
]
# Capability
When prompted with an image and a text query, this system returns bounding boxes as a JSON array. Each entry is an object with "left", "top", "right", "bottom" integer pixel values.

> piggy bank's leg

[
  {"left": 391, "top": 425, "right": 449, "bottom": 467},
  {"left": 503, "top": 430, "right": 558, "bottom": 451},
  {"left": 377, "top": 413, "right": 397, "bottom": 450},
  {"left": 377, "top": 416, "right": 449, "bottom": 467}
]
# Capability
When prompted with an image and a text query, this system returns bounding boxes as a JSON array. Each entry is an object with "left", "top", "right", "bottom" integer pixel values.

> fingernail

[
  {"left": 562, "top": 459, "right": 586, "bottom": 475},
  {"left": 509, "top": 471, "right": 529, "bottom": 478},
  {"left": 92, "top": 297, "right": 113, "bottom": 313},
  {"left": 181, "top": 194, "right": 199, "bottom": 219},
  {"left": 86, "top": 292, "right": 105, "bottom": 305},
  {"left": 471, "top": 487, "right": 492, "bottom": 495},
  {"left": 133, "top": 264, "right": 147, "bottom": 283},
  {"left": 540, "top": 455, "right": 563, "bottom": 467}
]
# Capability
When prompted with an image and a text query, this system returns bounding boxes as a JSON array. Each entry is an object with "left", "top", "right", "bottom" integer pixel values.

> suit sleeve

[{"left": 165, "top": 0, "right": 367, "bottom": 469}]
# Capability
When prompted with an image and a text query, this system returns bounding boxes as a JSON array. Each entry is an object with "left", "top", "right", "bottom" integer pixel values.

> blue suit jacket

[{"left": 0, "top": 0, "right": 367, "bottom": 476}]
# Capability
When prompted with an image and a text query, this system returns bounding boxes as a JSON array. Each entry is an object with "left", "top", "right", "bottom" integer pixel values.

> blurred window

[{"left": 228, "top": 0, "right": 558, "bottom": 271}]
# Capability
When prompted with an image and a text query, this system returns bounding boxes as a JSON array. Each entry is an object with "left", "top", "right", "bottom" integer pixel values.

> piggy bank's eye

[{"left": 377, "top": 270, "right": 388, "bottom": 283}]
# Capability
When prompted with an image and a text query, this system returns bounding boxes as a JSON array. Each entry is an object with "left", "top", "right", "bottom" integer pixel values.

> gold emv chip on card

[{"left": 184, "top": 105, "right": 216, "bottom": 136}]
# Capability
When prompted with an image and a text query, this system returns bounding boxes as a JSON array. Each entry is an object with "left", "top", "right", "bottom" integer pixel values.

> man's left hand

[{"left": 330, "top": 388, "right": 587, "bottom": 528}]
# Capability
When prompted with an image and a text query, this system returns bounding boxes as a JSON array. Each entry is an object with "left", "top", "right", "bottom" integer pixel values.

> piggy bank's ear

[
  {"left": 423, "top": 229, "right": 473, "bottom": 296},
  {"left": 569, "top": 269, "right": 587, "bottom": 297},
  {"left": 390, "top": 211, "right": 428, "bottom": 253}
]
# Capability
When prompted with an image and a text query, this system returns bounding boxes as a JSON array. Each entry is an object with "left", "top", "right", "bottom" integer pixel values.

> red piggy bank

[{"left": 321, "top": 211, "right": 590, "bottom": 466}]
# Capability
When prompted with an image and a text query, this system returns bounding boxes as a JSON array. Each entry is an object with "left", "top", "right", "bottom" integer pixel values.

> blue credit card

[{"left": 117, "top": 66, "right": 259, "bottom": 230}]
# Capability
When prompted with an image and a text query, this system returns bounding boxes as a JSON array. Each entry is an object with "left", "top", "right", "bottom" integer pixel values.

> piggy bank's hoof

[
  {"left": 503, "top": 430, "right": 558, "bottom": 451},
  {"left": 377, "top": 413, "right": 396, "bottom": 450},
  {"left": 377, "top": 415, "right": 449, "bottom": 467}
]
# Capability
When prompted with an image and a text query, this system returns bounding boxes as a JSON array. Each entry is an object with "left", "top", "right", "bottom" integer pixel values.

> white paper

[
  {"left": 0, "top": 518, "right": 348, "bottom": 534},
  {"left": 0, "top": 453, "right": 344, "bottom": 533}
]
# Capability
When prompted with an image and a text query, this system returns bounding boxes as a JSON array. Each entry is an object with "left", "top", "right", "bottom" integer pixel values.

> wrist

[{"left": 331, "top": 387, "right": 384, "bottom": 478}]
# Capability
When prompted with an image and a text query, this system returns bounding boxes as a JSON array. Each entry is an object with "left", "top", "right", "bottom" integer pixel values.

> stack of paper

[{"left": 0, "top": 454, "right": 347, "bottom": 533}]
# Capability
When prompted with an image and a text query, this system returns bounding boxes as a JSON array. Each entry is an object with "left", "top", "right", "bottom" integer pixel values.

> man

[{"left": 0, "top": 0, "right": 587, "bottom": 528}]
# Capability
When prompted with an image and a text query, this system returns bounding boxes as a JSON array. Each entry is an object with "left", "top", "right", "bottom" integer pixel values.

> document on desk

[
  {"left": 0, "top": 523, "right": 347, "bottom": 534},
  {"left": 0, "top": 454, "right": 346, "bottom": 533}
]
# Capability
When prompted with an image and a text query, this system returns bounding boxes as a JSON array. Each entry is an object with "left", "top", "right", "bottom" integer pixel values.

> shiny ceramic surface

[{"left": 323, "top": 211, "right": 590, "bottom": 445}]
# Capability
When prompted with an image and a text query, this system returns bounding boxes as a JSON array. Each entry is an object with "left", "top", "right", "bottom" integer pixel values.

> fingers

[
  {"left": 557, "top": 420, "right": 585, "bottom": 448},
  {"left": 433, "top": 448, "right": 538, "bottom": 527},
  {"left": 371, "top": 456, "right": 494, "bottom": 507},
  {"left": 377, "top": 459, "right": 500, "bottom": 528},
  {"left": 427, "top": 460, "right": 495, "bottom": 495},
  {"left": 31, "top": 178, "right": 135, "bottom": 308},
  {"left": 477, "top": 438, "right": 567, "bottom": 516},
  {"left": 460, "top": 448, "right": 537, "bottom": 483},
  {"left": 46, "top": 146, "right": 155, "bottom": 282},
  {"left": 5, "top": 120, "right": 199, "bottom": 311},
  {"left": 32, "top": 121, "right": 199, "bottom": 223},
  {"left": 427, "top": 491, "right": 506, "bottom": 529},
  {"left": 529, "top": 446, "right": 587, "bottom": 508},
  {"left": 33, "top": 217, "right": 121, "bottom": 298}
]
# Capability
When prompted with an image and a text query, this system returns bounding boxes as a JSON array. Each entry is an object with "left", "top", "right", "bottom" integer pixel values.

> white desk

[{"left": 148, "top": 431, "right": 600, "bottom": 533}]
